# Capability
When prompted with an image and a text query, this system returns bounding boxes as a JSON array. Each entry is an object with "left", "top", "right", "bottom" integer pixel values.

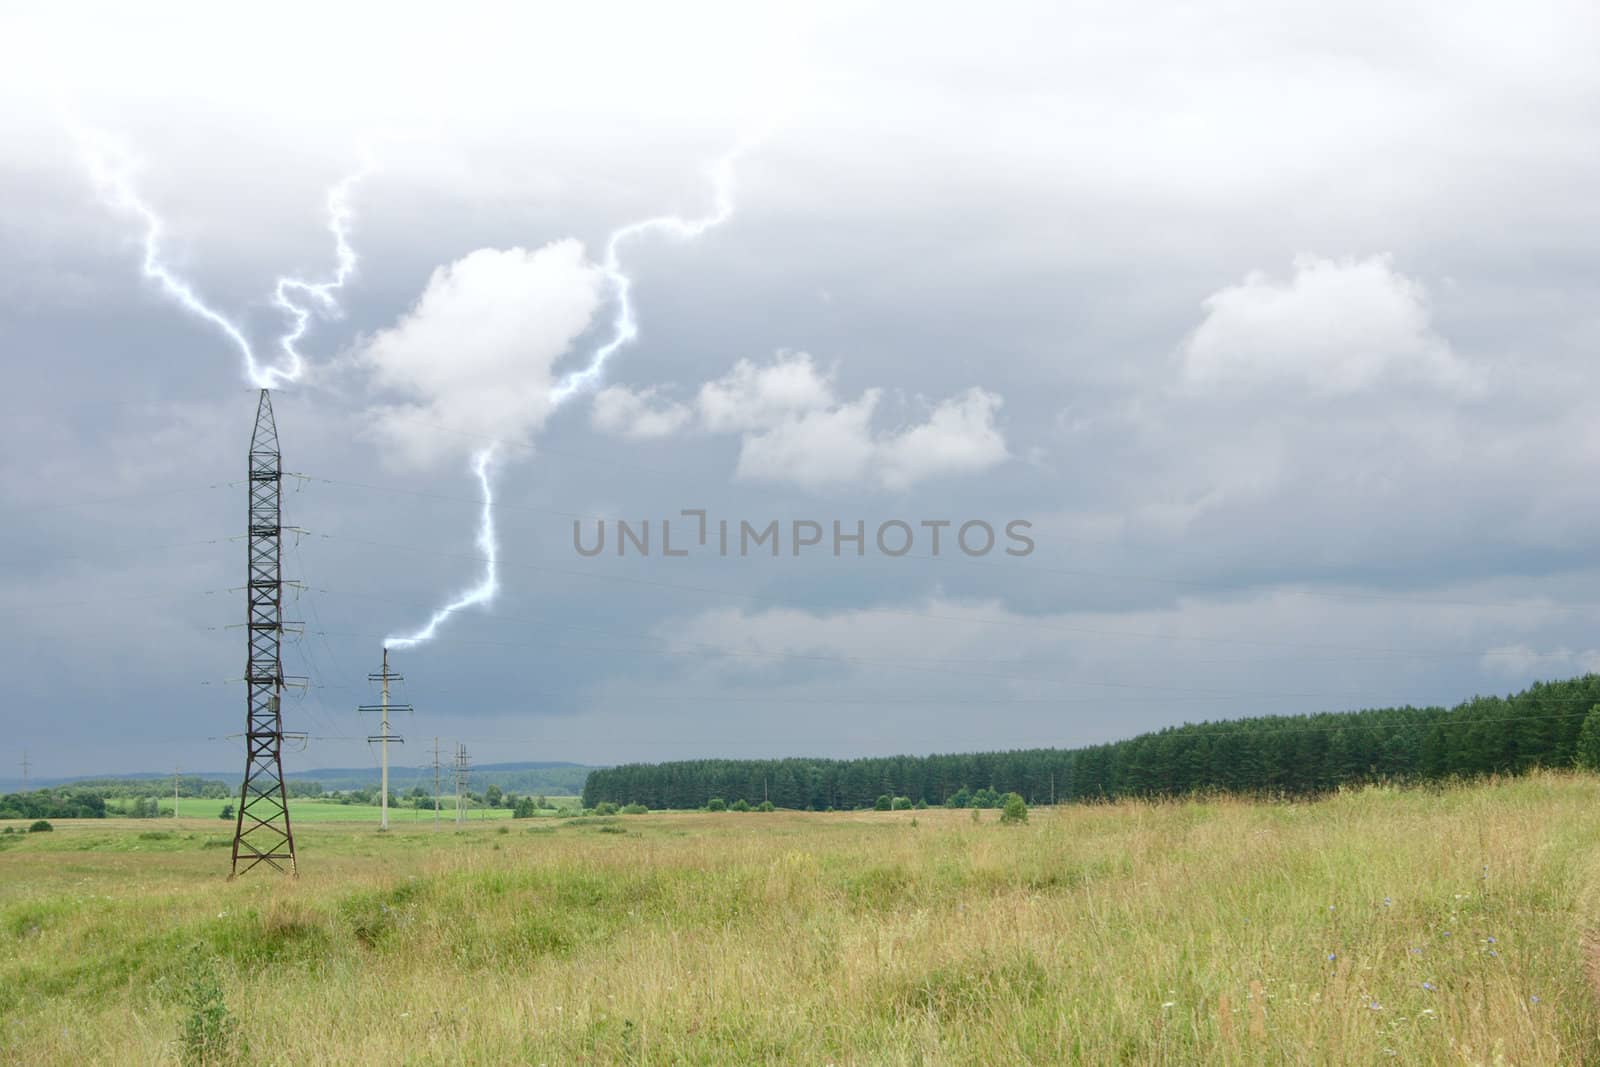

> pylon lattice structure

[{"left": 231, "top": 389, "right": 298, "bottom": 876}]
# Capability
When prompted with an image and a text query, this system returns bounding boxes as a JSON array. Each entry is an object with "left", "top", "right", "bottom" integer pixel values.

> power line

[{"left": 304, "top": 528, "right": 1600, "bottom": 658}]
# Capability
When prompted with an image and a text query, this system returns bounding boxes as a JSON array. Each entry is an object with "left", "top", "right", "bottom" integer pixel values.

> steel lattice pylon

[{"left": 231, "top": 389, "right": 297, "bottom": 876}]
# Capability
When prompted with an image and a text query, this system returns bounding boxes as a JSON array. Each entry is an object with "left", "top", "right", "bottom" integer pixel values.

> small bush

[
  {"left": 875, "top": 795, "right": 892, "bottom": 811},
  {"left": 731, "top": 799, "right": 751, "bottom": 812},
  {"left": 593, "top": 802, "right": 619, "bottom": 816},
  {"left": 1000, "top": 793, "right": 1028, "bottom": 824},
  {"left": 179, "top": 947, "right": 244, "bottom": 1066},
  {"left": 27, "top": 820, "right": 52, "bottom": 833},
  {"left": 757, "top": 800, "right": 775, "bottom": 812},
  {"left": 706, "top": 798, "right": 728, "bottom": 812},
  {"left": 218, "top": 804, "right": 233, "bottom": 820},
  {"left": 892, "top": 796, "right": 913, "bottom": 810},
  {"left": 621, "top": 803, "right": 648, "bottom": 815}
]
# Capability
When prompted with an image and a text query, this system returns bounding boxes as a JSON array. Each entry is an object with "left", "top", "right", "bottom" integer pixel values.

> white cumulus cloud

[
  {"left": 591, "top": 352, "right": 1009, "bottom": 491},
  {"left": 1180, "top": 254, "right": 1477, "bottom": 395},
  {"left": 591, "top": 384, "right": 693, "bottom": 441},
  {"left": 358, "top": 242, "right": 602, "bottom": 466}
]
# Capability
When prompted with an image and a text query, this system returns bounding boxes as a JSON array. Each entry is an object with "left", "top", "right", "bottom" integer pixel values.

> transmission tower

[
  {"left": 360, "top": 649, "right": 409, "bottom": 830},
  {"left": 230, "top": 389, "right": 298, "bottom": 877},
  {"left": 19, "top": 751, "right": 29, "bottom": 791}
]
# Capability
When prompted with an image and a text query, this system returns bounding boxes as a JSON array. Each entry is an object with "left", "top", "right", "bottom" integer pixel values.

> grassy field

[
  {"left": 153, "top": 797, "right": 582, "bottom": 823},
  {"left": 3, "top": 773, "right": 1598, "bottom": 1064}
]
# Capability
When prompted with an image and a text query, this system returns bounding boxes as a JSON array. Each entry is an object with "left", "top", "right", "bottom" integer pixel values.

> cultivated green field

[
  {"left": 154, "top": 797, "right": 583, "bottom": 823},
  {"left": 3, "top": 773, "right": 1598, "bottom": 1064}
]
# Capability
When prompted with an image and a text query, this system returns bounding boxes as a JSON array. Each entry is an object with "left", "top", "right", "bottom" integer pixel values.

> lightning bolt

[
  {"left": 271, "top": 159, "right": 374, "bottom": 383},
  {"left": 383, "top": 137, "right": 757, "bottom": 651},
  {"left": 384, "top": 447, "right": 500, "bottom": 650},
  {"left": 549, "top": 138, "right": 755, "bottom": 406},
  {"left": 75, "top": 127, "right": 369, "bottom": 388}
]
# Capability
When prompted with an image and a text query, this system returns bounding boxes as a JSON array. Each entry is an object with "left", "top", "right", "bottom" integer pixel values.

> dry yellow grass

[{"left": 3, "top": 772, "right": 1598, "bottom": 1064}]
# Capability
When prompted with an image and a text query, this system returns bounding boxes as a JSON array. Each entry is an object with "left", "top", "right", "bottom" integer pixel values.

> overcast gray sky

[{"left": 2, "top": 1, "right": 1599, "bottom": 780}]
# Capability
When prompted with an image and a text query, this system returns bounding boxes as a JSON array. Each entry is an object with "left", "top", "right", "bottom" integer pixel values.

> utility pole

[
  {"left": 361, "top": 649, "right": 409, "bottom": 831},
  {"left": 231, "top": 389, "right": 298, "bottom": 877},
  {"left": 19, "top": 751, "right": 29, "bottom": 791},
  {"left": 432, "top": 737, "right": 442, "bottom": 830},
  {"left": 453, "top": 744, "right": 470, "bottom": 826},
  {"left": 173, "top": 764, "right": 181, "bottom": 819}
]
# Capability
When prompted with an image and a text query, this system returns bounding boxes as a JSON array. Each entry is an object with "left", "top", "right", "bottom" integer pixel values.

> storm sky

[{"left": 3, "top": 1, "right": 1599, "bottom": 780}]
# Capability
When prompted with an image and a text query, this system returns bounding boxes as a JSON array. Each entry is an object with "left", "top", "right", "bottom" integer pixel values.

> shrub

[
  {"left": 706, "top": 798, "right": 728, "bottom": 812},
  {"left": 875, "top": 795, "right": 892, "bottom": 811},
  {"left": 758, "top": 800, "right": 775, "bottom": 812},
  {"left": 1000, "top": 793, "right": 1029, "bottom": 824},
  {"left": 218, "top": 804, "right": 234, "bottom": 820},
  {"left": 27, "top": 820, "right": 52, "bottom": 833},
  {"left": 892, "top": 796, "right": 913, "bottom": 810},
  {"left": 593, "top": 802, "right": 619, "bottom": 816},
  {"left": 179, "top": 947, "right": 244, "bottom": 1066},
  {"left": 731, "top": 799, "right": 751, "bottom": 812},
  {"left": 512, "top": 796, "right": 538, "bottom": 819},
  {"left": 621, "top": 803, "right": 648, "bottom": 815},
  {"left": 946, "top": 787, "right": 972, "bottom": 809}
]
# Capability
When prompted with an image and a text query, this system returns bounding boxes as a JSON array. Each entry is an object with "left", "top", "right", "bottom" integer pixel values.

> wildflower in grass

[
  {"left": 1486, "top": 936, "right": 1496, "bottom": 944},
  {"left": 1421, "top": 982, "right": 1435, "bottom": 991},
  {"left": 1327, "top": 953, "right": 1336, "bottom": 962},
  {"left": 1530, "top": 995, "right": 1541, "bottom": 1004},
  {"left": 1161, "top": 1001, "right": 1175, "bottom": 1009},
  {"left": 1383, "top": 897, "right": 1392, "bottom": 907}
]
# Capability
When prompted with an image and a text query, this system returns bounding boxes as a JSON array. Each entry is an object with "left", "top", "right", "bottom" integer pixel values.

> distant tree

[
  {"left": 758, "top": 800, "right": 775, "bottom": 812},
  {"left": 891, "top": 796, "right": 913, "bottom": 810},
  {"left": 706, "top": 798, "right": 727, "bottom": 812},
  {"left": 731, "top": 799, "right": 751, "bottom": 812},
  {"left": 946, "top": 787, "right": 972, "bottom": 809},
  {"left": 1577, "top": 705, "right": 1600, "bottom": 770},
  {"left": 535, "top": 795, "right": 549, "bottom": 809},
  {"left": 874, "top": 795, "right": 892, "bottom": 811},
  {"left": 219, "top": 804, "right": 234, "bottom": 820},
  {"left": 513, "top": 796, "right": 538, "bottom": 819},
  {"left": 485, "top": 785, "right": 503, "bottom": 808},
  {"left": 1000, "top": 793, "right": 1028, "bottom": 824},
  {"left": 28, "top": 820, "right": 52, "bottom": 833}
]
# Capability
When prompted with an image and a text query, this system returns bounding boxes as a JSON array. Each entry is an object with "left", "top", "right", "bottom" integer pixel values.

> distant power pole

[
  {"left": 453, "top": 744, "right": 471, "bottom": 826},
  {"left": 19, "top": 751, "right": 29, "bottom": 791},
  {"left": 432, "top": 737, "right": 442, "bottom": 830},
  {"left": 173, "top": 764, "right": 181, "bottom": 819},
  {"left": 361, "top": 649, "right": 410, "bottom": 831}
]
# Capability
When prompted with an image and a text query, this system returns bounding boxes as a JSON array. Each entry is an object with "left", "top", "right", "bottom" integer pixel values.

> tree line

[{"left": 581, "top": 675, "right": 1600, "bottom": 810}]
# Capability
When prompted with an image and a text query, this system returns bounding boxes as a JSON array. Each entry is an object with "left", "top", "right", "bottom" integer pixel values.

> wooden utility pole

[
  {"left": 19, "top": 751, "right": 29, "bottom": 791},
  {"left": 173, "top": 764, "right": 181, "bottom": 819}
]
